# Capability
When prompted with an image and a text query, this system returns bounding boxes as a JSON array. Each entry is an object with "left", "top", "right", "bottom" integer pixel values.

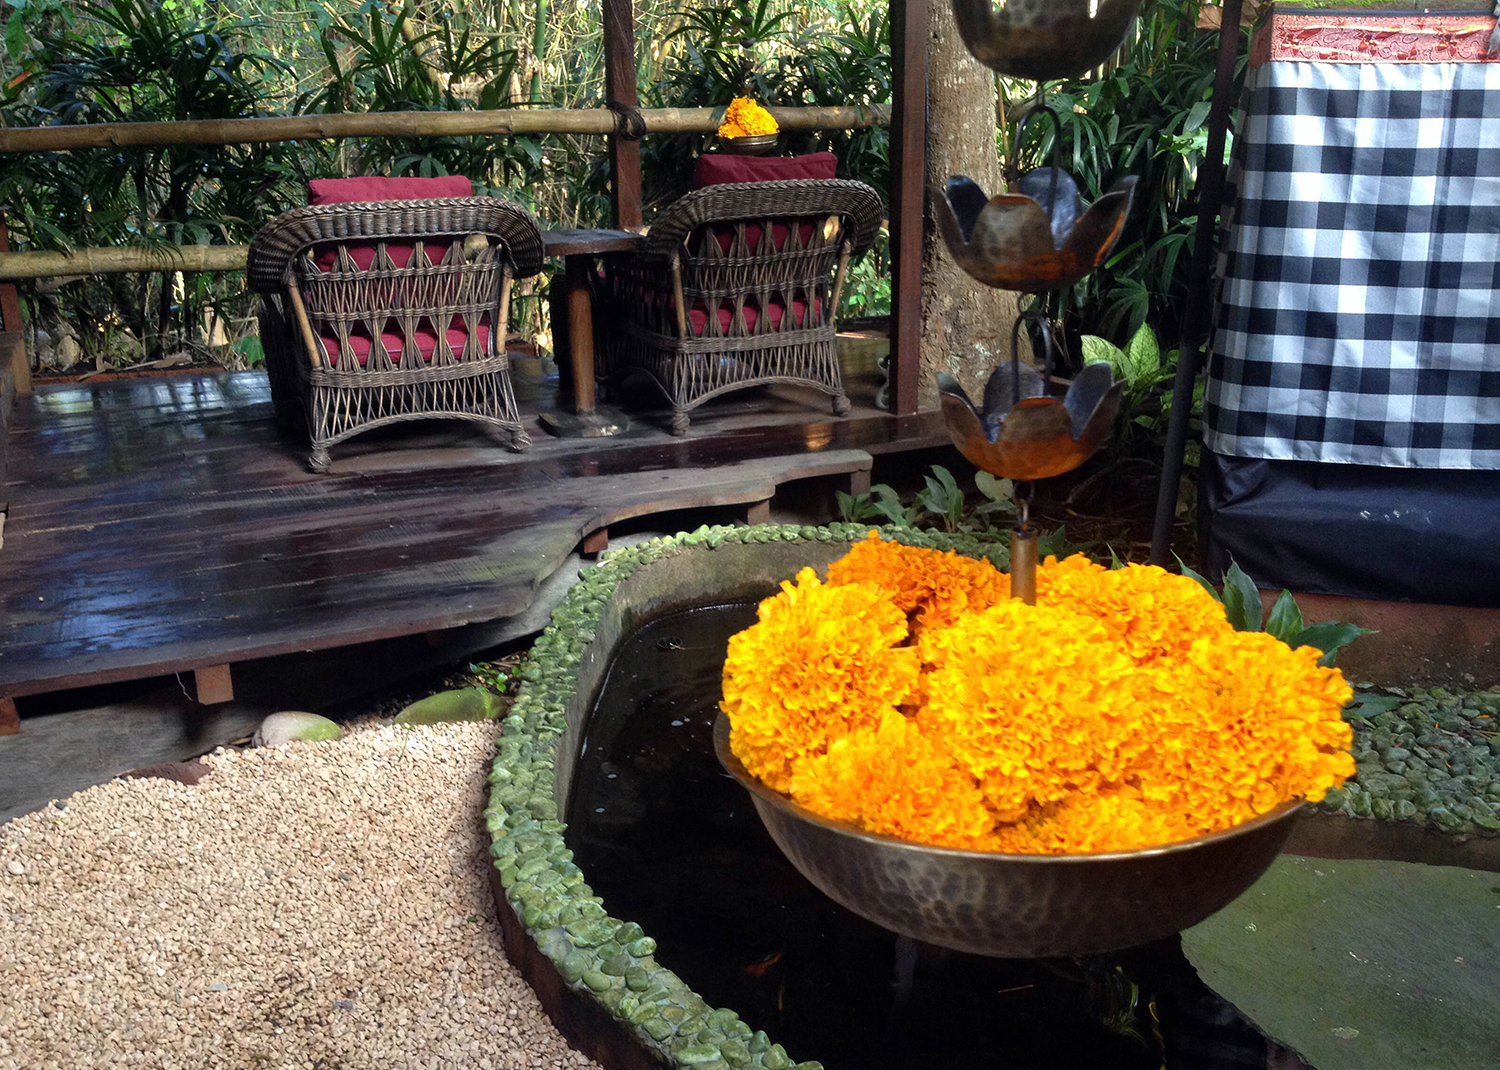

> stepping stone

[
  {"left": 1184, "top": 855, "right": 1500, "bottom": 1070},
  {"left": 394, "top": 688, "right": 503, "bottom": 725},
  {"left": 252, "top": 711, "right": 343, "bottom": 747}
]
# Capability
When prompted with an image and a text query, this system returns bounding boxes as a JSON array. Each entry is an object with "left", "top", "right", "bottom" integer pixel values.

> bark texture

[{"left": 919, "top": 1, "right": 1023, "bottom": 407}]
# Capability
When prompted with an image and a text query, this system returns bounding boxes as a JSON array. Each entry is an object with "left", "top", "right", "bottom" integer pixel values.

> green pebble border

[
  {"left": 484, "top": 523, "right": 1496, "bottom": 1070},
  {"left": 1322, "top": 688, "right": 1500, "bottom": 834}
]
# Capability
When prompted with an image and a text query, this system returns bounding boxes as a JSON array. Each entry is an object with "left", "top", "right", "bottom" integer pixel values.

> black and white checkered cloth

[{"left": 1205, "top": 60, "right": 1500, "bottom": 470}]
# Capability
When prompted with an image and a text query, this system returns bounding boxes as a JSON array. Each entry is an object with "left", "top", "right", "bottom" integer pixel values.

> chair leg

[
  {"left": 833, "top": 393, "right": 852, "bottom": 417},
  {"left": 509, "top": 426, "right": 532, "bottom": 451},
  {"left": 309, "top": 444, "right": 332, "bottom": 473},
  {"left": 671, "top": 409, "right": 691, "bottom": 436}
]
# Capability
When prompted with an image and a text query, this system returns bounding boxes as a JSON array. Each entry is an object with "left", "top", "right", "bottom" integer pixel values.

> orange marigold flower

[
  {"left": 718, "top": 97, "right": 779, "bottom": 138},
  {"left": 722, "top": 543, "right": 1357, "bottom": 855},
  {"left": 1037, "top": 554, "right": 1233, "bottom": 666},
  {"left": 826, "top": 532, "right": 1010, "bottom": 633},
  {"left": 789, "top": 711, "right": 995, "bottom": 850},
  {"left": 722, "top": 567, "right": 919, "bottom": 792}
]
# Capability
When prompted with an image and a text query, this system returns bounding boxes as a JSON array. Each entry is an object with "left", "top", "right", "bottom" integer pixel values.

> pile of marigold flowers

[
  {"left": 718, "top": 97, "right": 779, "bottom": 139},
  {"left": 721, "top": 533, "right": 1355, "bottom": 854}
]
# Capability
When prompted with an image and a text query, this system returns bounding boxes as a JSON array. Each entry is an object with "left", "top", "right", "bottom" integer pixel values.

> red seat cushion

[
  {"left": 686, "top": 297, "right": 820, "bottom": 337},
  {"left": 318, "top": 317, "right": 492, "bottom": 367},
  {"left": 691, "top": 152, "right": 837, "bottom": 190},
  {"left": 307, "top": 175, "right": 474, "bottom": 205}
]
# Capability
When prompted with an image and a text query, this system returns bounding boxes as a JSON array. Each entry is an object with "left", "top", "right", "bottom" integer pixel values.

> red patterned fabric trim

[{"left": 1250, "top": 13, "right": 1499, "bottom": 67}]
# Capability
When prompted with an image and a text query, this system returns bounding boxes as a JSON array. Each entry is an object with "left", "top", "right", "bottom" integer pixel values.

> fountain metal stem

[{"left": 1011, "top": 485, "right": 1037, "bottom": 605}]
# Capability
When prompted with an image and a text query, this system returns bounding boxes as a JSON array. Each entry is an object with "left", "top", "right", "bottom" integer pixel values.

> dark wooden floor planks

[{"left": 1, "top": 362, "right": 947, "bottom": 700}]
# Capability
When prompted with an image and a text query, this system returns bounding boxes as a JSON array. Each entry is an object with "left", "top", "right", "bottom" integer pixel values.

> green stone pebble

[
  {"left": 762, "top": 1045, "right": 791, "bottom": 1070},
  {"left": 676, "top": 1044, "right": 722, "bottom": 1064},
  {"left": 642, "top": 1018, "right": 674, "bottom": 1042},
  {"left": 583, "top": 970, "right": 613, "bottom": 993},
  {"left": 721, "top": 1040, "right": 751, "bottom": 1066},
  {"left": 559, "top": 952, "right": 589, "bottom": 985}
]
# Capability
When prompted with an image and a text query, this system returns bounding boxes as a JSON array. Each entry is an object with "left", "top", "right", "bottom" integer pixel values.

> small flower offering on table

[
  {"left": 721, "top": 534, "right": 1355, "bottom": 855},
  {"left": 717, "top": 97, "right": 780, "bottom": 139}
]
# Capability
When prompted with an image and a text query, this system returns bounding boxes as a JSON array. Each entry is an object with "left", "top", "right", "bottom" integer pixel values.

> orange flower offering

[
  {"left": 721, "top": 534, "right": 1355, "bottom": 854},
  {"left": 717, "top": 97, "right": 779, "bottom": 139}
]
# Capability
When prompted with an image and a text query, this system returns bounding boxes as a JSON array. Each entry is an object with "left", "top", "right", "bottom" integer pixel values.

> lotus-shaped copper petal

[
  {"left": 950, "top": 0, "right": 1143, "bottom": 80},
  {"left": 935, "top": 172, "right": 1138, "bottom": 292},
  {"left": 937, "top": 362, "right": 1122, "bottom": 481}
]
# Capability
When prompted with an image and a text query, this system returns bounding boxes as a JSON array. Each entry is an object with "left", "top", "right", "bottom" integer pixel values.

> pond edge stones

[{"left": 484, "top": 523, "right": 1498, "bottom": 1070}]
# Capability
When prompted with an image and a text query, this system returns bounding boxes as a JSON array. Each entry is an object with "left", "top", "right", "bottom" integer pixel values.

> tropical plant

[
  {"left": 1006, "top": 0, "right": 1238, "bottom": 348},
  {"left": 1178, "top": 557, "right": 1373, "bottom": 667}
]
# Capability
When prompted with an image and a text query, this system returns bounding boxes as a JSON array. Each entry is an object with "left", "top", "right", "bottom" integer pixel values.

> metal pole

[{"left": 1148, "top": 0, "right": 1245, "bottom": 566}]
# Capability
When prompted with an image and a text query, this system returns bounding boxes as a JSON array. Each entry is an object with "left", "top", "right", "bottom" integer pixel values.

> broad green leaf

[
  {"left": 974, "top": 470, "right": 1014, "bottom": 505},
  {"left": 1292, "top": 622, "right": 1376, "bottom": 668},
  {"left": 1080, "top": 334, "right": 1124, "bottom": 371},
  {"left": 1221, "top": 560, "right": 1264, "bottom": 632},
  {"left": 835, "top": 489, "right": 855, "bottom": 521},
  {"left": 1125, "top": 323, "right": 1160, "bottom": 381},
  {"left": 1108, "top": 546, "right": 1126, "bottom": 570},
  {"left": 1264, "top": 590, "right": 1304, "bottom": 642},
  {"left": 5, "top": 11, "right": 26, "bottom": 60},
  {"left": 1175, "top": 555, "right": 1222, "bottom": 603},
  {"left": 1182, "top": 99, "right": 1211, "bottom": 135},
  {"left": 932, "top": 465, "right": 960, "bottom": 496}
]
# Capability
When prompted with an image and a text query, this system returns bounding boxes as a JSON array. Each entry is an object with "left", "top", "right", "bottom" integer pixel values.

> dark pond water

[{"left": 566, "top": 604, "right": 1296, "bottom": 1070}]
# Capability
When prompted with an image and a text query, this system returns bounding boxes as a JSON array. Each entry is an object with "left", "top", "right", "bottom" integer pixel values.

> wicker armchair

[
  {"left": 600, "top": 178, "right": 883, "bottom": 435},
  {"left": 247, "top": 197, "right": 544, "bottom": 471}
]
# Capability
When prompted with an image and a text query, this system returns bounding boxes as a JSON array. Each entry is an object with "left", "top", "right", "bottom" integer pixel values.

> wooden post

[
  {"left": 0, "top": 214, "right": 30, "bottom": 396},
  {"left": 744, "top": 500, "right": 772, "bottom": 526},
  {"left": 582, "top": 528, "right": 609, "bottom": 555},
  {"left": 0, "top": 697, "right": 18, "bottom": 735},
  {"left": 888, "top": 0, "right": 927, "bottom": 417},
  {"left": 602, "top": 0, "right": 644, "bottom": 231},
  {"left": 193, "top": 664, "right": 234, "bottom": 706}
]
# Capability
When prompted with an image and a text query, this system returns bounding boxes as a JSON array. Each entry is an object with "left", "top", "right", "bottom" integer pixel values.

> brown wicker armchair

[
  {"left": 247, "top": 197, "right": 544, "bottom": 471},
  {"left": 600, "top": 178, "right": 883, "bottom": 435}
]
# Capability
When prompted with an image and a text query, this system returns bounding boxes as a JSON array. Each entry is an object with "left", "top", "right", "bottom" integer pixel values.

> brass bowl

[
  {"left": 715, "top": 133, "right": 780, "bottom": 156},
  {"left": 714, "top": 714, "right": 1304, "bottom": 959},
  {"left": 950, "top": 0, "right": 1144, "bottom": 80}
]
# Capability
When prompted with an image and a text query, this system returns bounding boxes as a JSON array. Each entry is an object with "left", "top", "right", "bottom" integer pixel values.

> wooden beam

[
  {"left": 0, "top": 105, "right": 890, "bottom": 156},
  {"left": 0, "top": 217, "right": 28, "bottom": 396},
  {"left": 581, "top": 528, "right": 609, "bottom": 555},
  {"left": 602, "top": 0, "right": 644, "bottom": 231},
  {"left": 193, "top": 664, "right": 234, "bottom": 706},
  {"left": 0, "top": 244, "right": 249, "bottom": 281},
  {"left": 888, "top": 0, "right": 927, "bottom": 417},
  {"left": 0, "top": 697, "right": 17, "bottom": 735},
  {"left": 744, "top": 500, "right": 772, "bottom": 526}
]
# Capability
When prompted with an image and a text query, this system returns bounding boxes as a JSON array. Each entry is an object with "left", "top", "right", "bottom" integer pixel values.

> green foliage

[
  {"left": 1176, "top": 556, "right": 1374, "bottom": 667},
  {"left": 1006, "top": 0, "right": 1235, "bottom": 345}
]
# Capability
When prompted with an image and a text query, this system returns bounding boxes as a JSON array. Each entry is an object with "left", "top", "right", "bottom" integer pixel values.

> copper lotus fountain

[{"left": 717, "top": 0, "right": 1303, "bottom": 960}]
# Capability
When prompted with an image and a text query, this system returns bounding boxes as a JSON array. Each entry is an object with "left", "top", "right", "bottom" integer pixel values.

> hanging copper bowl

[
  {"left": 715, "top": 134, "right": 780, "bottom": 156},
  {"left": 714, "top": 714, "right": 1304, "bottom": 959},
  {"left": 935, "top": 171, "right": 1138, "bottom": 293},
  {"left": 949, "top": 0, "right": 1144, "bottom": 80}
]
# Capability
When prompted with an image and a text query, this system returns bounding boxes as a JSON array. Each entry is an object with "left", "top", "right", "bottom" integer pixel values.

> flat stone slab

[{"left": 1183, "top": 855, "right": 1500, "bottom": 1070}]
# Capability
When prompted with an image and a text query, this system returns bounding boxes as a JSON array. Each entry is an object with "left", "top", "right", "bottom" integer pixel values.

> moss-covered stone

[{"left": 395, "top": 687, "right": 503, "bottom": 725}]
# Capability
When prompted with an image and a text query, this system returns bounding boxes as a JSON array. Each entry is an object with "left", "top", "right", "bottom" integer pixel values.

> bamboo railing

[{"left": 0, "top": 104, "right": 889, "bottom": 155}]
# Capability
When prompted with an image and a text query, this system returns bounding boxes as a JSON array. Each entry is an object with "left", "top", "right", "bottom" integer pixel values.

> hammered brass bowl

[
  {"left": 715, "top": 134, "right": 780, "bottom": 156},
  {"left": 950, "top": 0, "right": 1144, "bottom": 80},
  {"left": 714, "top": 714, "right": 1303, "bottom": 959}
]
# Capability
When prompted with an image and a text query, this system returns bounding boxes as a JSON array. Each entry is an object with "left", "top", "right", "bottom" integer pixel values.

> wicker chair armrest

[
  {"left": 246, "top": 197, "right": 544, "bottom": 293},
  {"left": 638, "top": 179, "right": 883, "bottom": 264}
]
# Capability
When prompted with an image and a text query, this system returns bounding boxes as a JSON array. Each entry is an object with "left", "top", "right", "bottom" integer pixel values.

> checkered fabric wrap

[{"left": 1205, "top": 60, "right": 1500, "bottom": 469}]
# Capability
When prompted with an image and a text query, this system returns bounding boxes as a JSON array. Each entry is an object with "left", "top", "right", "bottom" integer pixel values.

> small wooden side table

[{"left": 539, "top": 227, "right": 644, "bottom": 438}]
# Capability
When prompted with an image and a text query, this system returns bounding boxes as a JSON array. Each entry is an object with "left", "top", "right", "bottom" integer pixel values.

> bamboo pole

[
  {"left": 0, "top": 105, "right": 890, "bottom": 155},
  {"left": 0, "top": 245, "right": 251, "bottom": 279}
]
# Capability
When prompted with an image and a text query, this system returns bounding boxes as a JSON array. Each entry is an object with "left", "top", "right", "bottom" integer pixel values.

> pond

[{"left": 565, "top": 604, "right": 1297, "bottom": 1070}]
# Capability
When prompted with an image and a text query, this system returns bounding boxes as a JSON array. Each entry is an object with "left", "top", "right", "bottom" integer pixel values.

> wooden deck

[{"left": 0, "top": 355, "right": 945, "bottom": 702}]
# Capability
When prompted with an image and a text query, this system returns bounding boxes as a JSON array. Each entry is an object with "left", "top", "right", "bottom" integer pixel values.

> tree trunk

[{"left": 919, "top": 1, "right": 1023, "bottom": 407}]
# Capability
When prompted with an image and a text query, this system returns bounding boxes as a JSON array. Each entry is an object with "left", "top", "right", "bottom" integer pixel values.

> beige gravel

[{"left": 0, "top": 721, "right": 600, "bottom": 1070}]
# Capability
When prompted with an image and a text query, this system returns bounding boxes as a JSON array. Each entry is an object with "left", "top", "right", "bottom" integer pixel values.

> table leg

[
  {"left": 540, "top": 254, "right": 629, "bottom": 438},
  {"left": 566, "top": 254, "right": 596, "bottom": 415}
]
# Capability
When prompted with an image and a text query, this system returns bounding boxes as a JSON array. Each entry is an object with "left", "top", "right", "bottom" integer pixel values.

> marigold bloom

[
  {"left": 789, "top": 711, "right": 994, "bottom": 850},
  {"left": 723, "top": 543, "right": 1356, "bottom": 855},
  {"left": 721, "top": 568, "right": 919, "bottom": 792},
  {"left": 718, "top": 98, "right": 779, "bottom": 138},
  {"left": 827, "top": 532, "right": 1010, "bottom": 633}
]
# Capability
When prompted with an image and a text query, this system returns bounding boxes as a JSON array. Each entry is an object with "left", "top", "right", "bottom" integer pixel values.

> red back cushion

[
  {"left": 307, "top": 175, "right": 474, "bottom": 205},
  {"left": 691, "top": 152, "right": 837, "bottom": 190},
  {"left": 307, "top": 176, "right": 474, "bottom": 272}
]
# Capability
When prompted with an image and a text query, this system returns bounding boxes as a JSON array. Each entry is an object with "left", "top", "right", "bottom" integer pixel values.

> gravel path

[{"left": 0, "top": 722, "right": 600, "bottom": 1070}]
